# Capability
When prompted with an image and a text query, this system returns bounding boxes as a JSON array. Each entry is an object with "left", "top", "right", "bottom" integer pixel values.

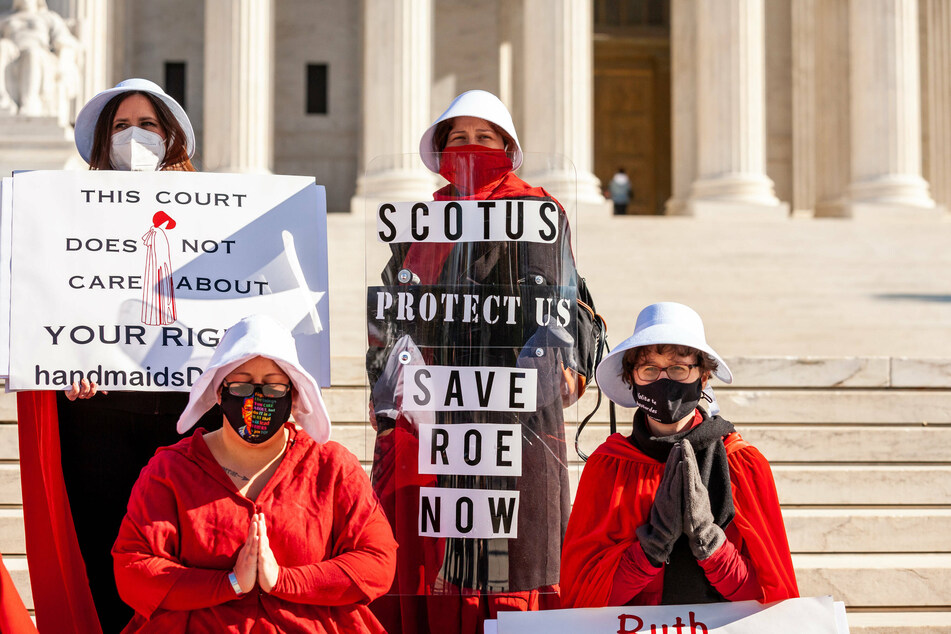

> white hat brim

[
  {"left": 176, "top": 315, "right": 330, "bottom": 443},
  {"left": 419, "top": 90, "right": 523, "bottom": 173},
  {"left": 75, "top": 78, "right": 195, "bottom": 164},
  {"left": 595, "top": 306, "right": 732, "bottom": 408}
]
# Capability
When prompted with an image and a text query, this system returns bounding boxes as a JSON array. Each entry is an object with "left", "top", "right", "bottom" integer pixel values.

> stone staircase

[{"left": 2, "top": 356, "right": 950, "bottom": 632}]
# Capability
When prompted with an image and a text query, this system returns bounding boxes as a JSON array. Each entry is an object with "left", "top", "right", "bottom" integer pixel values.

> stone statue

[{"left": 0, "top": 0, "right": 80, "bottom": 119}]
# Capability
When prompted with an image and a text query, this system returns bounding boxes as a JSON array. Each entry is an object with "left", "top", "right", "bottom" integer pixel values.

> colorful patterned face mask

[{"left": 220, "top": 387, "right": 292, "bottom": 444}]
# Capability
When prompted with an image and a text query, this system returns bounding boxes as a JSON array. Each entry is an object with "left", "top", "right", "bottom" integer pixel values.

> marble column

[
  {"left": 352, "top": 0, "right": 435, "bottom": 207},
  {"left": 202, "top": 0, "right": 273, "bottom": 173},
  {"left": 790, "top": 0, "right": 815, "bottom": 214},
  {"left": 520, "top": 0, "right": 603, "bottom": 208},
  {"left": 812, "top": 0, "right": 851, "bottom": 216},
  {"left": 842, "top": 0, "right": 936, "bottom": 217},
  {"left": 665, "top": 0, "right": 697, "bottom": 215},
  {"left": 921, "top": 0, "right": 951, "bottom": 211},
  {"left": 685, "top": 0, "right": 786, "bottom": 217}
]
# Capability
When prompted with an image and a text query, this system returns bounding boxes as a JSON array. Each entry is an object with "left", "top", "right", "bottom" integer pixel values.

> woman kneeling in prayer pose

[
  {"left": 560, "top": 302, "right": 798, "bottom": 607},
  {"left": 112, "top": 315, "right": 397, "bottom": 632}
]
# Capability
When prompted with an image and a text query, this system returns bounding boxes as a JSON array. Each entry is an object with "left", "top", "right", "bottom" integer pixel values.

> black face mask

[
  {"left": 220, "top": 389, "right": 292, "bottom": 445},
  {"left": 633, "top": 378, "right": 703, "bottom": 427}
]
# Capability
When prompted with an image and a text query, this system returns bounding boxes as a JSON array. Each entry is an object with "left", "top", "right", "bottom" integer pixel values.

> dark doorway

[{"left": 593, "top": 0, "right": 671, "bottom": 215}]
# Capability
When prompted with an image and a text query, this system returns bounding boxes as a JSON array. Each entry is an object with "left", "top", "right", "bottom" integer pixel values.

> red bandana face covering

[{"left": 438, "top": 144, "right": 513, "bottom": 193}]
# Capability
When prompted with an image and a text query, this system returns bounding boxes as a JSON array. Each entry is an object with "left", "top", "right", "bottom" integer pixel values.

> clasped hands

[
  {"left": 636, "top": 439, "right": 726, "bottom": 567},
  {"left": 232, "top": 513, "right": 281, "bottom": 595}
]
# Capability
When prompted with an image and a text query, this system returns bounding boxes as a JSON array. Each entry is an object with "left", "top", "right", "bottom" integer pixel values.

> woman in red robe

[
  {"left": 367, "top": 90, "right": 583, "bottom": 634},
  {"left": 112, "top": 315, "right": 397, "bottom": 632},
  {"left": 561, "top": 302, "right": 798, "bottom": 608},
  {"left": 16, "top": 78, "right": 216, "bottom": 634}
]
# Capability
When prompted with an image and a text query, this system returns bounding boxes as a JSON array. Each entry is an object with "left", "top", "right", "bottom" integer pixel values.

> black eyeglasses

[
  {"left": 634, "top": 364, "right": 699, "bottom": 383},
  {"left": 223, "top": 382, "right": 290, "bottom": 398}
]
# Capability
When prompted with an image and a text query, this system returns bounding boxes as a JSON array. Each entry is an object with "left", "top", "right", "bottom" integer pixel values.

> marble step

[
  {"left": 563, "top": 463, "right": 951, "bottom": 507},
  {"left": 5, "top": 384, "right": 951, "bottom": 428},
  {"left": 326, "top": 356, "right": 951, "bottom": 390},
  {"left": 3, "top": 554, "right": 31, "bottom": 611},
  {"left": 771, "top": 465, "right": 951, "bottom": 506},
  {"left": 782, "top": 508, "right": 951, "bottom": 553},
  {"left": 794, "top": 553, "right": 951, "bottom": 608},
  {"left": 0, "top": 508, "right": 25, "bottom": 553},
  {"left": 3, "top": 419, "right": 949, "bottom": 467},
  {"left": 570, "top": 423, "right": 951, "bottom": 463},
  {"left": 311, "top": 386, "right": 951, "bottom": 426},
  {"left": 843, "top": 611, "right": 951, "bottom": 634}
]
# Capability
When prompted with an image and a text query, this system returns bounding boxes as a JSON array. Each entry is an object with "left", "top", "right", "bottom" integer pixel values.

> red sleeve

[
  {"left": 271, "top": 448, "right": 397, "bottom": 605},
  {"left": 727, "top": 439, "right": 799, "bottom": 602},
  {"left": 608, "top": 542, "right": 662, "bottom": 605},
  {"left": 271, "top": 561, "right": 368, "bottom": 605},
  {"left": 112, "top": 463, "right": 235, "bottom": 617},
  {"left": 697, "top": 528, "right": 762, "bottom": 602},
  {"left": 560, "top": 438, "right": 660, "bottom": 608}
]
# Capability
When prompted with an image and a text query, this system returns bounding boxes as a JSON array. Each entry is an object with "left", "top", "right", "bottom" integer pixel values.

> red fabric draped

[
  {"left": 16, "top": 392, "right": 102, "bottom": 634},
  {"left": 560, "top": 431, "right": 798, "bottom": 608},
  {"left": 0, "top": 553, "right": 37, "bottom": 633}
]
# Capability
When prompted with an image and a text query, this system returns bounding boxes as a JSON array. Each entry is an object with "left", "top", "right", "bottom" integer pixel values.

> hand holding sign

[{"left": 64, "top": 377, "right": 107, "bottom": 401}]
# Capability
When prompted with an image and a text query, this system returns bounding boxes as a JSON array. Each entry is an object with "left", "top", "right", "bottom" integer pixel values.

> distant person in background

[{"left": 608, "top": 167, "right": 632, "bottom": 215}]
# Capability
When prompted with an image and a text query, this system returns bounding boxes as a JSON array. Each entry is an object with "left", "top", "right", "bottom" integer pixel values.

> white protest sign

[
  {"left": 404, "top": 366, "right": 537, "bottom": 412},
  {"left": 6, "top": 170, "right": 330, "bottom": 390},
  {"left": 0, "top": 178, "right": 12, "bottom": 377},
  {"left": 418, "top": 423, "right": 522, "bottom": 476},
  {"left": 491, "top": 596, "right": 843, "bottom": 634},
  {"left": 419, "top": 486, "right": 519, "bottom": 539},
  {"left": 376, "top": 200, "right": 560, "bottom": 244}
]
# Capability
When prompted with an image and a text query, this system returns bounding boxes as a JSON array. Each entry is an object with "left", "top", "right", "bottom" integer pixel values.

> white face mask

[{"left": 109, "top": 126, "right": 166, "bottom": 171}]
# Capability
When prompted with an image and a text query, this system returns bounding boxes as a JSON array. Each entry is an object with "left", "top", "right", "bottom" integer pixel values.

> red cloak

[
  {"left": 16, "top": 391, "right": 102, "bottom": 633},
  {"left": 560, "top": 432, "right": 798, "bottom": 608},
  {"left": 112, "top": 425, "right": 397, "bottom": 632}
]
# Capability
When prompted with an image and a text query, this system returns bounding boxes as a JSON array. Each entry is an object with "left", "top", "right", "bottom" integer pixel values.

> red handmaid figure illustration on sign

[{"left": 141, "top": 211, "right": 177, "bottom": 326}]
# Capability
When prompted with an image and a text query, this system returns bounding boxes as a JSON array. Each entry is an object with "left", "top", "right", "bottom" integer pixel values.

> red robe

[
  {"left": 15, "top": 391, "right": 101, "bottom": 633},
  {"left": 560, "top": 432, "right": 798, "bottom": 608},
  {"left": 112, "top": 425, "right": 397, "bottom": 633}
]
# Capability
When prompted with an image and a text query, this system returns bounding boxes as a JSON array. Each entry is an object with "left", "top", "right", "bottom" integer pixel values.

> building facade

[{"left": 8, "top": 0, "right": 950, "bottom": 219}]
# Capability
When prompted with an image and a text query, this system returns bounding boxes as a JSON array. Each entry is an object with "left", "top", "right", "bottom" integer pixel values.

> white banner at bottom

[{"left": 484, "top": 596, "right": 848, "bottom": 634}]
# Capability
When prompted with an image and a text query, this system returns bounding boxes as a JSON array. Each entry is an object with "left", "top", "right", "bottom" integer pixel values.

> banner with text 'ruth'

[
  {"left": 4, "top": 170, "right": 330, "bottom": 390},
  {"left": 486, "top": 596, "right": 849, "bottom": 634}
]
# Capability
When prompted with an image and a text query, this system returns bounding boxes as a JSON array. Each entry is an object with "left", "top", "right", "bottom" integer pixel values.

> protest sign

[
  {"left": 487, "top": 596, "right": 848, "bottom": 634},
  {"left": 376, "top": 199, "right": 560, "bottom": 244},
  {"left": 0, "top": 178, "right": 11, "bottom": 376},
  {"left": 4, "top": 170, "right": 330, "bottom": 389}
]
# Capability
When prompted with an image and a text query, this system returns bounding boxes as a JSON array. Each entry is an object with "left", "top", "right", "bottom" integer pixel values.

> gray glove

[
  {"left": 635, "top": 442, "right": 684, "bottom": 567},
  {"left": 682, "top": 438, "right": 726, "bottom": 560}
]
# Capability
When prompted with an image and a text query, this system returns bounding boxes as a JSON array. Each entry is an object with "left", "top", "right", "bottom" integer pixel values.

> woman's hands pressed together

[
  {"left": 635, "top": 442, "right": 684, "bottom": 567},
  {"left": 257, "top": 514, "right": 280, "bottom": 592},
  {"left": 681, "top": 439, "right": 726, "bottom": 560},
  {"left": 233, "top": 513, "right": 280, "bottom": 594}
]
